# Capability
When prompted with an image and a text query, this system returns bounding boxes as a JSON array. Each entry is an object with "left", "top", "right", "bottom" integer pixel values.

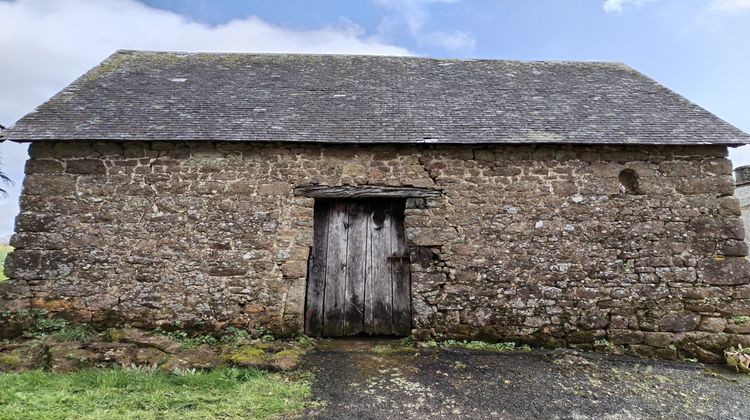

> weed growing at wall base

[
  {"left": 0, "top": 245, "right": 12, "bottom": 281},
  {"left": 424, "top": 340, "right": 529, "bottom": 352}
]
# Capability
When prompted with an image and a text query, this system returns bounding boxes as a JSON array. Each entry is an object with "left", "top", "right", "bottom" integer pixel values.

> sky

[{"left": 1, "top": 0, "right": 749, "bottom": 239}]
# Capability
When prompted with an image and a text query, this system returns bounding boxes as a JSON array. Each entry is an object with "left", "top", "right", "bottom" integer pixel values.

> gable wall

[{"left": 2, "top": 141, "right": 749, "bottom": 361}]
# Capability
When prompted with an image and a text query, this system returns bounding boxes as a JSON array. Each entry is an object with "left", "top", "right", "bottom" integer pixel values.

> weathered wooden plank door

[{"left": 305, "top": 199, "right": 411, "bottom": 336}]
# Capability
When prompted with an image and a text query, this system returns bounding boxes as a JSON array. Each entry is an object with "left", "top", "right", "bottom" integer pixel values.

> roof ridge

[{"left": 110, "top": 49, "right": 631, "bottom": 67}]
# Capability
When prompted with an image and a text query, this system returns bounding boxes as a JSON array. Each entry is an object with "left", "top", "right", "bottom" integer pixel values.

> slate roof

[{"left": 2, "top": 50, "right": 748, "bottom": 145}]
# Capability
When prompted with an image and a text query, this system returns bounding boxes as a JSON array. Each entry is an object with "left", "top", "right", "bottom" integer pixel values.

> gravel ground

[{"left": 301, "top": 339, "right": 750, "bottom": 419}]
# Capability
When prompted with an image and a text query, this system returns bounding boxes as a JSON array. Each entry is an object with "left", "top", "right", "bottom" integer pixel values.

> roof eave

[{"left": 3, "top": 136, "right": 749, "bottom": 146}]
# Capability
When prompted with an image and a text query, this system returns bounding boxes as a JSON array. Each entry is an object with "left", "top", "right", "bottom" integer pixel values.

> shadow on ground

[{"left": 301, "top": 339, "right": 749, "bottom": 419}]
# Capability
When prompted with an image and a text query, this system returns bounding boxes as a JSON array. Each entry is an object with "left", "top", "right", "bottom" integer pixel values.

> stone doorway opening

[{"left": 303, "top": 198, "right": 411, "bottom": 336}]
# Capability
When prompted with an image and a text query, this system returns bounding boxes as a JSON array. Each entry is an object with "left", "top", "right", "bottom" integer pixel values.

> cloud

[
  {"left": 602, "top": 0, "right": 660, "bottom": 13},
  {"left": 710, "top": 0, "right": 750, "bottom": 12},
  {"left": 419, "top": 30, "right": 475, "bottom": 50},
  {"left": 374, "top": 0, "right": 475, "bottom": 51},
  {"left": 0, "top": 0, "right": 411, "bottom": 238}
]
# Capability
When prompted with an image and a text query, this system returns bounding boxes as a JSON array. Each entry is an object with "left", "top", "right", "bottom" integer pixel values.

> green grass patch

[
  {"left": 0, "top": 244, "right": 12, "bottom": 282},
  {"left": 0, "top": 368, "right": 311, "bottom": 419}
]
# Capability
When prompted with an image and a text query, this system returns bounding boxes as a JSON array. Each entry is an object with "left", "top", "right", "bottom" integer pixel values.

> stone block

[
  {"left": 608, "top": 329, "right": 644, "bottom": 344},
  {"left": 280, "top": 259, "right": 307, "bottom": 279},
  {"left": 716, "top": 196, "right": 741, "bottom": 216},
  {"left": 578, "top": 312, "right": 610, "bottom": 329},
  {"left": 702, "top": 157, "right": 733, "bottom": 175},
  {"left": 66, "top": 159, "right": 106, "bottom": 174},
  {"left": 674, "top": 331, "right": 729, "bottom": 363},
  {"left": 257, "top": 182, "right": 290, "bottom": 196},
  {"left": 699, "top": 257, "right": 750, "bottom": 285},
  {"left": 567, "top": 329, "right": 606, "bottom": 344},
  {"left": 725, "top": 322, "right": 750, "bottom": 334},
  {"left": 718, "top": 240, "right": 748, "bottom": 257},
  {"left": 284, "top": 279, "right": 306, "bottom": 315},
  {"left": 676, "top": 176, "right": 734, "bottom": 195},
  {"left": 207, "top": 262, "right": 248, "bottom": 277},
  {"left": 53, "top": 142, "right": 93, "bottom": 159},
  {"left": 658, "top": 313, "right": 700, "bottom": 332},
  {"left": 698, "top": 317, "right": 727, "bottom": 333},
  {"left": 643, "top": 332, "right": 675, "bottom": 348},
  {"left": 4, "top": 250, "right": 74, "bottom": 280},
  {"left": 25, "top": 159, "right": 63, "bottom": 175},
  {"left": 407, "top": 227, "right": 459, "bottom": 246},
  {"left": 23, "top": 175, "right": 76, "bottom": 196},
  {"left": 736, "top": 285, "right": 750, "bottom": 299},
  {"left": 27, "top": 142, "right": 55, "bottom": 158},
  {"left": 724, "top": 299, "right": 750, "bottom": 316}
]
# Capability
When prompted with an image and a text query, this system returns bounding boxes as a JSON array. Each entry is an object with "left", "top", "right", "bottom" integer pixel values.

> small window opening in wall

[{"left": 618, "top": 169, "right": 642, "bottom": 195}]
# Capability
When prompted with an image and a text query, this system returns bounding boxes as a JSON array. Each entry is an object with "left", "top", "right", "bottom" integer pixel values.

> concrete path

[{"left": 301, "top": 339, "right": 750, "bottom": 419}]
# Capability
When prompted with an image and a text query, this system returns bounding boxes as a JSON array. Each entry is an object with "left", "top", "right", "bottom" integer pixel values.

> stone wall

[
  {"left": 735, "top": 165, "right": 750, "bottom": 251},
  {"left": 2, "top": 141, "right": 749, "bottom": 362}
]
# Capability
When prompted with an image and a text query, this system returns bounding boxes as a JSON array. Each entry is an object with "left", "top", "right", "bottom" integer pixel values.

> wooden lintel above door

[{"left": 294, "top": 185, "right": 440, "bottom": 199}]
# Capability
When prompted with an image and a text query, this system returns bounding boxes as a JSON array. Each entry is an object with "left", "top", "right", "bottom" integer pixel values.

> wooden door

[{"left": 305, "top": 199, "right": 411, "bottom": 336}]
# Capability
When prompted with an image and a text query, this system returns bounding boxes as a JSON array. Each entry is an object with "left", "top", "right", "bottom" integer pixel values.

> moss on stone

[
  {"left": 102, "top": 328, "right": 124, "bottom": 342},
  {"left": 225, "top": 346, "right": 267, "bottom": 367},
  {"left": 0, "top": 353, "right": 22, "bottom": 368},
  {"left": 270, "top": 348, "right": 303, "bottom": 371},
  {"left": 273, "top": 348, "right": 302, "bottom": 361}
]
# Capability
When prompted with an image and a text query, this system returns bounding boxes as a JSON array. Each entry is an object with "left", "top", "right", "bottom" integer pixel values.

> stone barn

[{"left": 1, "top": 51, "right": 750, "bottom": 361}]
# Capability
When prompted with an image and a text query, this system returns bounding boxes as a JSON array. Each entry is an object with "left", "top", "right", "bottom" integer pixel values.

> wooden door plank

[
  {"left": 390, "top": 200, "right": 411, "bottom": 336},
  {"left": 342, "top": 201, "right": 367, "bottom": 335},
  {"left": 322, "top": 201, "right": 349, "bottom": 336},
  {"left": 368, "top": 200, "right": 394, "bottom": 335},
  {"left": 364, "top": 201, "right": 374, "bottom": 334},
  {"left": 304, "top": 200, "right": 330, "bottom": 336}
]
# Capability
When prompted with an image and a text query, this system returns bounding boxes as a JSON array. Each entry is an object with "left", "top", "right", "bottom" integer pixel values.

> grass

[
  {"left": 424, "top": 339, "right": 529, "bottom": 352},
  {"left": 725, "top": 344, "right": 750, "bottom": 373},
  {"left": 152, "top": 325, "right": 279, "bottom": 349},
  {"left": 0, "top": 368, "right": 311, "bottom": 419},
  {"left": 0, "top": 244, "right": 11, "bottom": 281},
  {"left": 440, "top": 340, "right": 524, "bottom": 351},
  {"left": 51, "top": 324, "right": 96, "bottom": 342}
]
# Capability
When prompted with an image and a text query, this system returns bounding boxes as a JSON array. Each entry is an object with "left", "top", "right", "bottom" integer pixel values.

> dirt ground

[{"left": 301, "top": 339, "right": 750, "bottom": 419}]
